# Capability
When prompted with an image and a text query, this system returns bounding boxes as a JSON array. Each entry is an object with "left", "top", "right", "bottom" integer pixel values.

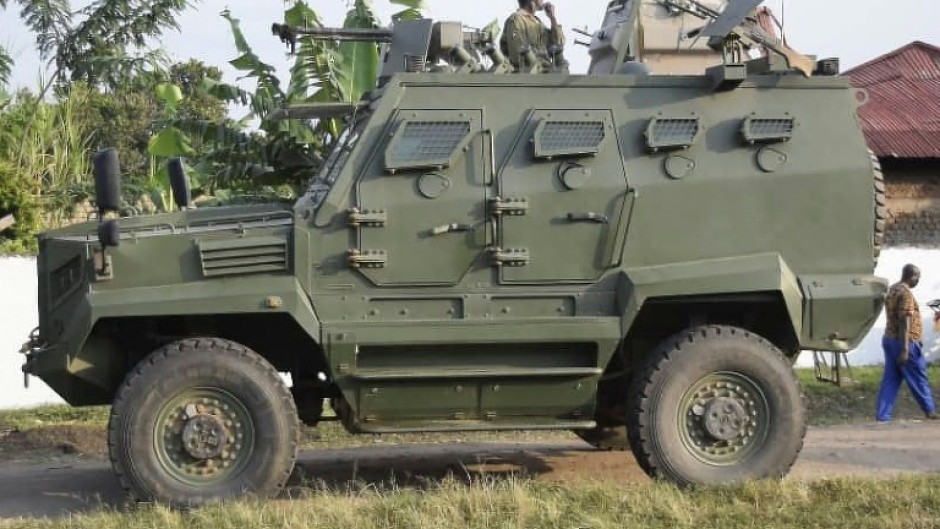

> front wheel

[
  {"left": 108, "top": 338, "right": 299, "bottom": 507},
  {"left": 627, "top": 325, "right": 806, "bottom": 486}
]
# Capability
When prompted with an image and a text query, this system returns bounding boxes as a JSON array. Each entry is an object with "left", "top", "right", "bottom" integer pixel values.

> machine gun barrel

[
  {"left": 657, "top": 0, "right": 719, "bottom": 20},
  {"left": 272, "top": 23, "right": 394, "bottom": 50}
]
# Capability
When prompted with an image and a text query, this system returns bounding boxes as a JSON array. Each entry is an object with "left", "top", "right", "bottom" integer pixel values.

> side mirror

[
  {"left": 97, "top": 219, "right": 120, "bottom": 248},
  {"left": 167, "top": 158, "right": 191, "bottom": 209},
  {"left": 93, "top": 148, "right": 122, "bottom": 213}
]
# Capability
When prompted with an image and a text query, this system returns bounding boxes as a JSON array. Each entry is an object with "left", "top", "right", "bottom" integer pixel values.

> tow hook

[{"left": 19, "top": 327, "right": 42, "bottom": 389}]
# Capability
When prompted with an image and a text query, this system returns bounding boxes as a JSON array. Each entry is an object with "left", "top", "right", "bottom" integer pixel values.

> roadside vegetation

[
  {"left": 0, "top": 0, "right": 422, "bottom": 254},
  {"left": 1, "top": 476, "right": 939, "bottom": 529},
  {"left": 3, "top": 366, "right": 938, "bottom": 462}
]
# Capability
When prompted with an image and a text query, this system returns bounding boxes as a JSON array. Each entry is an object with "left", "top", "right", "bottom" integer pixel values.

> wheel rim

[
  {"left": 154, "top": 387, "right": 255, "bottom": 486},
  {"left": 677, "top": 371, "right": 770, "bottom": 466}
]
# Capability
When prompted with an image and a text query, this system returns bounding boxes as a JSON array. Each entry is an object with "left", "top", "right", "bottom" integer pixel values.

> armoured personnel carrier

[{"left": 20, "top": 0, "right": 886, "bottom": 506}]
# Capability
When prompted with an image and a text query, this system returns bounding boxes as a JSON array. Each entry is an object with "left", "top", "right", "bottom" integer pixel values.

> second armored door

[
  {"left": 496, "top": 110, "right": 630, "bottom": 284},
  {"left": 354, "top": 109, "right": 487, "bottom": 286}
]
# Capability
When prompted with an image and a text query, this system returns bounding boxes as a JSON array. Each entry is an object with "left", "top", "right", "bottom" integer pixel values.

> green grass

[
  {"left": 797, "top": 364, "right": 940, "bottom": 425},
  {"left": 2, "top": 367, "right": 938, "bottom": 459},
  {"left": 1, "top": 477, "right": 939, "bottom": 529},
  {"left": 0, "top": 405, "right": 109, "bottom": 431}
]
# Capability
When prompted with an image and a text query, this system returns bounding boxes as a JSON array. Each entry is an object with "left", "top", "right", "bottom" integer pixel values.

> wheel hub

[
  {"left": 701, "top": 397, "right": 749, "bottom": 441},
  {"left": 155, "top": 390, "right": 254, "bottom": 484},
  {"left": 181, "top": 413, "right": 228, "bottom": 460},
  {"left": 680, "top": 373, "right": 769, "bottom": 465}
]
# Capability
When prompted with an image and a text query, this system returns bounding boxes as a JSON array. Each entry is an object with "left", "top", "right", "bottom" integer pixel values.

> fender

[
  {"left": 618, "top": 252, "right": 803, "bottom": 341},
  {"left": 88, "top": 275, "right": 321, "bottom": 340},
  {"left": 25, "top": 276, "right": 321, "bottom": 405}
]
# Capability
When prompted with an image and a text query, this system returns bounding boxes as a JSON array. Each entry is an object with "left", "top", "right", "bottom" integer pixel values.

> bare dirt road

[{"left": 0, "top": 421, "right": 938, "bottom": 519}]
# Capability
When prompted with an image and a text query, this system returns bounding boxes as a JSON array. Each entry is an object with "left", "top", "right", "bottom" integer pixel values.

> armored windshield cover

[
  {"left": 534, "top": 120, "right": 607, "bottom": 158},
  {"left": 384, "top": 120, "right": 472, "bottom": 171}
]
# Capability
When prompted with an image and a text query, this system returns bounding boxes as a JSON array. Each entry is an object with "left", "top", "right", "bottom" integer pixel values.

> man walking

[{"left": 877, "top": 263, "right": 939, "bottom": 421}]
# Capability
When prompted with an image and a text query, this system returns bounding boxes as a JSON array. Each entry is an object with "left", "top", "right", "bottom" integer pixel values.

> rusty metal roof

[{"left": 843, "top": 41, "right": 940, "bottom": 159}]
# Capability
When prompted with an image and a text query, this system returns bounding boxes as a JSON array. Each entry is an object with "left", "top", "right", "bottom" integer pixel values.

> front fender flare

[
  {"left": 88, "top": 275, "right": 321, "bottom": 340},
  {"left": 618, "top": 252, "right": 803, "bottom": 341}
]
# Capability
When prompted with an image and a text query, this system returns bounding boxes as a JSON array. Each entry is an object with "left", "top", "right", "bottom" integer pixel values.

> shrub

[{"left": 0, "top": 161, "right": 42, "bottom": 254}]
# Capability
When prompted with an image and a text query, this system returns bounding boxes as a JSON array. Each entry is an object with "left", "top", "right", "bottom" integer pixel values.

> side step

[
  {"left": 349, "top": 367, "right": 602, "bottom": 381},
  {"left": 356, "top": 418, "right": 596, "bottom": 434}
]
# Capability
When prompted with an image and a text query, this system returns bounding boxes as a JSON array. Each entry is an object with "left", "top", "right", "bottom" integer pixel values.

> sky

[{"left": 2, "top": 0, "right": 939, "bottom": 93}]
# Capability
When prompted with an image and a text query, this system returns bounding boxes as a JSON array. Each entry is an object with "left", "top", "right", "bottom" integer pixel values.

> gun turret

[
  {"left": 273, "top": 18, "right": 519, "bottom": 80},
  {"left": 657, "top": 0, "right": 820, "bottom": 77},
  {"left": 587, "top": 0, "right": 643, "bottom": 75}
]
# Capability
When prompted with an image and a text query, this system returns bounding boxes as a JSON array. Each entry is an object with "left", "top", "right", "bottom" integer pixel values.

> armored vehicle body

[{"left": 21, "top": 0, "right": 886, "bottom": 505}]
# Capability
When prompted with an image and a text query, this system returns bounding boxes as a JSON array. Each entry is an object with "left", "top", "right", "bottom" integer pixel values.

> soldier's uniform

[
  {"left": 876, "top": 282, "right": 936, "bottom": 421},
  {"left": 500, "top": 9, "right": 566, "bottom": 72}
]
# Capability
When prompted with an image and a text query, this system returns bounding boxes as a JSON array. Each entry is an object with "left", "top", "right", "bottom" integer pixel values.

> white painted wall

[
  {"left": 0, "top": 257, "right": 63, "bottom": 407},
  {"left": 2, "top": 249, "right": 939, "bottom": 408}
]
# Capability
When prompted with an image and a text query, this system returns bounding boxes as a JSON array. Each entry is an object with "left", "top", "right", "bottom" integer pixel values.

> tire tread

[
  {"left": 626, "top": 325, "right": 807, "bottom": 485},
  {"left": 108, "top": 337, "right": 299, "bottom": 506}
]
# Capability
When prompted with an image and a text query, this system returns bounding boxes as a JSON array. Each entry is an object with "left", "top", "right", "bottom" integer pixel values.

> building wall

[{"left": 883, "top": 158, "right": 940, "bottom": 246}]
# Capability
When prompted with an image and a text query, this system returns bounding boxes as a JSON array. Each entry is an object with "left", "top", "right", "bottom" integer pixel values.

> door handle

[
  {"left": 567, "top": 212, "right": 609, "bottom": 224},
  {"left": 428, "top": 223, "right": 474, "bottom": 236}
]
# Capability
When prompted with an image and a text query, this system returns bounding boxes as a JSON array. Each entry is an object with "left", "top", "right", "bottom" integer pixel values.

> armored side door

[
  {"left": 353, "top": 109, "right": 487, "bottom": 285},
  {"left": 496, "top": 110, "right": 630, "bottom": 283}
]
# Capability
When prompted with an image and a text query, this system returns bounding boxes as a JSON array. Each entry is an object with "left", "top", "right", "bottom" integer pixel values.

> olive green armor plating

[{"left": 21, "top": 0, "right": 886, "bottom": 505}]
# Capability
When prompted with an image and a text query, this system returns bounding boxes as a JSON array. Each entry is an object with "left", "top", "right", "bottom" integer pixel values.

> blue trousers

[{"left": 876, "top": 337, "right": 936, "bottom": 421}]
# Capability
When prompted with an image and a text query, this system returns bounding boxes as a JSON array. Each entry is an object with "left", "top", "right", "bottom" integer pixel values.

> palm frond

[
  {"left": 0, "top": 45, "right": 12, "bottom": 87},
  {"left": 16, "top": 0, "right": 73, "bottom": 60},
  {"left": 57, "top": 0, "right": 193, "bottom": 85}
]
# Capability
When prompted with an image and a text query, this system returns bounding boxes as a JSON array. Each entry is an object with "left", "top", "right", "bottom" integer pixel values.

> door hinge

[
  {"left": 488, "top": 247, "right": 529, "bottom": 267},
  {"left": 347, "top": 208, "right": 387, "bottom": 227},
  {"left": 348, "top": 249, "right": 388, "bottom": 268},
  {"left": 489, "top": 196, "right": 528, "bottom": 217}
]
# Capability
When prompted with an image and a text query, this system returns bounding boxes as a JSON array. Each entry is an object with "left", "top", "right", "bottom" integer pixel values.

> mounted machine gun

[
  {"left": 657, "top": 0, "right": 834, "bottom": 77},
  {"left": 272, "top": 19, "right": 513, "bottom": 84}
]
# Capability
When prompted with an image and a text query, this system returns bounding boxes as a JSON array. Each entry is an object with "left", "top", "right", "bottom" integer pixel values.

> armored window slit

[
  {"left": 384, "top": 120, "right": 472, "bottom": 171},
  {"left": 645, "top": 116, "right": 701, "bottom": 151},
  {"left": 741, "top": 115, "right": 796, "bottom": 144},
  {"left": 533, "top": 120, "right": 606, "bottom": 158}
]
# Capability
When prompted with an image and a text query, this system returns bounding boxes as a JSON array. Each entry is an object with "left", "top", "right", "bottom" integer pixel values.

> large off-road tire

[
  {"left": 109, "top": 338, "right": 299, "bottom": 507},
  {"left": 626, "top": 326, "right": 805, "bottom": 486}
]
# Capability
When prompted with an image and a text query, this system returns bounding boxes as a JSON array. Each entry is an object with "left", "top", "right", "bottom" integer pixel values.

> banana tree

[{"left": 149, "top": 0, "right": 424, "bottom": 193}]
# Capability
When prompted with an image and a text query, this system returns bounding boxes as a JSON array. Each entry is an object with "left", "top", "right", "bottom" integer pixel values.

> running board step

[
  {"left": 356, "top": 418, "right": 596, "bottom": 434},
  {"left": 349, "top": 367, "right": 602, "bottom": 381}
]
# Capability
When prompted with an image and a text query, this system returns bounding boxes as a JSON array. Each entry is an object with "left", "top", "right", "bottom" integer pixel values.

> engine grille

[
  {"left": 197, "top": 236, "right": 289, "bottom": 278},
  {"left": 49, "top": 256, "right": 83, "bottom": 305}
]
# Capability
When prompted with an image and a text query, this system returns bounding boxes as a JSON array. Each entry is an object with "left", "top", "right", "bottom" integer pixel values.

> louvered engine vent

[{"left": 198, "top": 236, "right": 289, "bottom": 278}]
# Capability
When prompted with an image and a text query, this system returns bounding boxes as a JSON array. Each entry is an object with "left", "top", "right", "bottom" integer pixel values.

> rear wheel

[
  {"left": 109, "top": 338, "right": 299, "bottom": 507},
  {"left": 627, "top": 326, "right": 805, "bottom": 485}
]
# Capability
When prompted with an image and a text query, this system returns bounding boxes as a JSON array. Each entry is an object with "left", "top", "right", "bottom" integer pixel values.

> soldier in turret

[{"left": 500, "top": 0, "right": 567, "bottom": 73}]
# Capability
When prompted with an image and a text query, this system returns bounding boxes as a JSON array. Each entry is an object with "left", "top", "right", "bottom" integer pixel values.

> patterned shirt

[
  {"left": 884, "top": 282, "right": 922, "bottom": 342},
  {"left": 500, "top": 9, "right": 565, "bottom": 71}
]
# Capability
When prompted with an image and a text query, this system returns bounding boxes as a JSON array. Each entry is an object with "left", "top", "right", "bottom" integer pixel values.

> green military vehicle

[{"left": 21, "top": 0, "right": 886, "bottom": 506}]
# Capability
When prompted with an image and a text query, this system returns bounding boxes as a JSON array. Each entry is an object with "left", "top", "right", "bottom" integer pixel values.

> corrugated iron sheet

[{"left": 844, "top": 41, "right": 940, "bottom": 159}]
